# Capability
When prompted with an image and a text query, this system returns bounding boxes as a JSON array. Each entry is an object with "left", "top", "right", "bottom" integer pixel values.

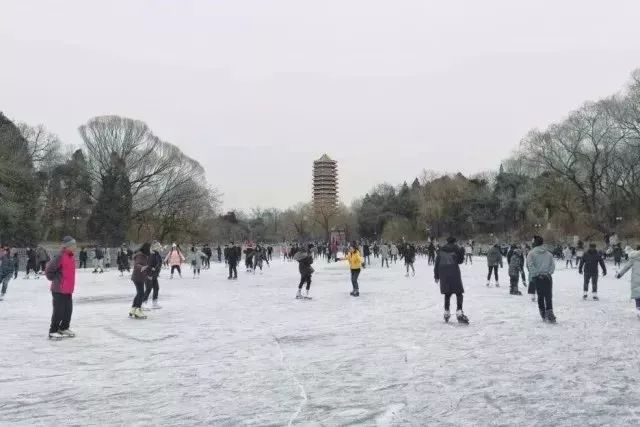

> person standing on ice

[
  {"left": 294, "top": 244, "right": 314, "bottom": 299},
  {"left": 342, "top": 242, "right": 364, "bottom": 297},
  {"left": 363, "top": 242, "right": 371, "bottom": 266},
  {"left": 45, "top": 236, "right": 77, "bottom": 339},
  {"left": 165, "top": 243, "right": 185, "bottom": 279},
  {"left": 612, "top": 244, "right": 624, "bottom": 270},
  {"left": 486, "top": 244, "right": 503, "bottom": 287},
  {"left": 226, "top": 241, "right": 240, "bottom": 280},
  {"left": 434, "top": 237, "right": 469, "bottom": 324},
  {"left": 116, "top": 245, "right": 130, "bottom": 276},
  {"left": 578, "top": 243, "right": 607, "bottom": 301},
  {"left": 390, "top": 243, "right": 399, "bottom": 264},
  {"left": 379, "top": 242, "right": 390, "bottom": 268},
  {"left": 92, "top": 245, "right": 105, "bottom": 274},
  {"left": 427, "top": 242, "right": 436, "bottom": 265},
  {"left": 405, "top": 243, "right": 416, "bottom": 277},
  {"left": 563, "top": 246, "right": 574, "bottom": 269},
  {"left": 130, "top": 243, "right": 150, "bottom": 319},
  {"left": 464, "top": 242, "right": 473, "bottom": 264},
  {"left": 0, "top": 246, "right": 15, "bottom": 300},
  {"left": 187, "top": 246, "right": 205, "bottom": 279},
  {"left": 615, "top": 246, "right": 640, "bottom": 318},
  {"left": 526, "top": 235, "right": 557, "bottom": 323},
  {"left": 142, "top": 241, "right": 163, "bottom": 310},
  {"left": 507, "top": 244, "right": 525, "bottom": 295},
  {"left": 36, "top": 246, "right": 49, "bottom": 275},
  {"left": 24, "top": 247, "right": 38, "bottom": 279},
  {"left": 78, "top": 247, "right": 88, "bottom": 269}
]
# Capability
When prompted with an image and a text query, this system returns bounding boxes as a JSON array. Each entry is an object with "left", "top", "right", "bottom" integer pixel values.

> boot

[
  {"left": 539, "top": 308, "right": 546, "bottom": 321},
  {"left": 583, "top": 292, "right": 588, "bottom": 300},
  {"left": 133, "top": 308, "right": 147, "bottom": 319},
  {"left": 546, "top": 309, "right": 557, "bottom": 323},
  {"left": 592, "top": 293, "right": 599, "bottom": 301},
  {"left": 495, "top": 281, "right": 500, "bottom": 288},
  {"left": 444, "top": 310, "right": 451, "bottom": 323},
  {"left": 456, "top": 310, "right": 469, "bottom": 324},
  {"left": 129, "top": 307, "right": 136, "bottom": 317},
  {"left": 59, "top": 329, "right": 76, "bottom": 338},
  {"left": 296, "top": 289, "right": 302, "bottom": 299}
]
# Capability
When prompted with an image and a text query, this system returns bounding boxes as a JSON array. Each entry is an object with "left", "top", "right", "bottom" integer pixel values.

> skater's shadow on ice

[{"left": 75, "top": 295, "right": 132, "bottom": 305}]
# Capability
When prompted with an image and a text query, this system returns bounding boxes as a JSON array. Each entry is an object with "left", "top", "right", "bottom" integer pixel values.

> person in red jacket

[{"left": 45, "top": 236, "right": 77, "bottom": 340}]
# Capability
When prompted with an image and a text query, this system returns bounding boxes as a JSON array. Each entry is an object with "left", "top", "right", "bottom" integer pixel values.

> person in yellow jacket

[{"left": 344, "top": 242, "right": 364, "bottom": 297}]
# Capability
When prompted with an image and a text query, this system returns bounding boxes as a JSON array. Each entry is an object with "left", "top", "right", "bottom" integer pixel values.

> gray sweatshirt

[{"left": 526, "top": 246, "right": 555, "bottom": 279}]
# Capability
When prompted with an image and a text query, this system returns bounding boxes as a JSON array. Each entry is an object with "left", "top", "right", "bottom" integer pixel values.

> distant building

[{"left": 313, "top": 154, "right": 338, "bottom": 213}]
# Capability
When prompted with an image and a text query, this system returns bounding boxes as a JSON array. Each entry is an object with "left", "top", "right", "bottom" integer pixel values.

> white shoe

[
  {"left": 48, "top": 331, "right": 64, "bottom": 340},
  {"left": 296, "top": 290, "right": 302, "bottom": 299},
  {"left": 405, "top": 273, "right": 410, "bottom": 277},
  {"left": 59, "top": 329, "right": 76, "bottom": 338},
  {"left": 141, "top": 302, "right": 150, "bottom": 311},
  {"left": 304, "top": 290, "right": 310, "bottom": 298},
  {"left": 152, "top": 300, "right": 162, "bottom": 309},
  {"left": 134, "top": 308, "right": 147, "bottom": 319},
  {"left": 0, "top": 294, "right": 4, "bottom": 301}
]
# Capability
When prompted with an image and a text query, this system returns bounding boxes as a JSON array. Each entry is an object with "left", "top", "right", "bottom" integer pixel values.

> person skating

[
  {"left": 226, "top": 241, "right": 240, "bottom": 280},
  {"left": 244, "top": 244, "right": 255, "bottom": 273},
  {"left": 0, "top": 246, "right": 15, "bottom": 300},
  {"left": 203, "top": 244, "right": 212, "bottom": 269},
  {"left": 405, "top": 243, "right": 416, "bottom": 277},
  {"left": 294, "top": 244, "right": 314, "bottom": 299},
  {"left": 464, "top": 242, "right": 473, "bottom": 265},
  {"left": 507, "top": 244, "right": 525, "bottom": 295},
  {"left": 527, "top": 235, "right": 557, "bottom": 323},
  {"left": 253, "top": 245, "right": 269, "bottom": 273},
  {"left": 563, "top": 246, "right": 573, "bottom": 269},
  {"left": 36, "top": 246, "right": 50, "bottom": 275},
  {"left": 78, "top": 247, "right": 88, "bottom": 269},
  {"left": 612, "top": 244, "right": 624, "bottom": 270},
  {"left": 434, "top": 237, "right": 469, "bottom": 324},
  {"left": 142, "top": 242, "right": 163, "bottom": 310},
  {"left": 615, "top": 246, "right": 640, "bottom": 319},
  {"left": 165, "top": 243, "right": 185, "bottom": 279},
  {"left": 343, "top": 242, "right": 364, "bottom": 296},
  {"left": 390, "top": 244, "right": 399, "bottom": 264},
  {"left": 116, "top": 245, "right": 130, "bottom": 276},
  {"left": 45, "top": 236, "right": 78, "bottom": 339},
  {"left": 11, "top": 252, "right": 18, "bottom": 280},
  {"left": 363, "top": 243, "right": 371, "bottom": 266},
  {"left": 578, "top": 243, "right": 607, "bottom": 301},
  {"left": 187, "top": 246, "right": 205, "bottom": 278},
  {"left": 486, "top": 244, "right": 503, "bottom": 287},
  {"left": 92, "top": 245, "right": 105, "bottom": 273},
  {"left": 380, "top": 242, "right": 390, "bottom": 268},
  {"left": 130, "top": 243, "right": 150, "bottom": 319},
  {"left": 427, "top": 242, "right": 436, "bottom": 265},
  {"left": 217, "top": 245, "right": 222, "bottom": 263},
  {"left": 25, "top": 247, "right": 38, "bottom": 279}
]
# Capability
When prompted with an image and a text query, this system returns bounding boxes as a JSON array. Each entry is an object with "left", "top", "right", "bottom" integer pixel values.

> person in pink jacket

[
  {"left": 45, "top": 236, "right": 77, "bottom": 340},
  {"left": 165, "top": 243, "right": 185, "bottom": 279}
]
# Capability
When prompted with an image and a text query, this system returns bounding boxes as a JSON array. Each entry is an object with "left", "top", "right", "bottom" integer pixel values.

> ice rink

[{"left": 1, "top": 255, "right": 639, "bottom": 426}]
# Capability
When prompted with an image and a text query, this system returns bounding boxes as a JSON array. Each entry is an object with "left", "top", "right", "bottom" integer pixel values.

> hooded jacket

[
  {"left": 508, "top": 248, "right": 525, "bottom": 277},
  {"left": 486, "top": 246, "right": 503, "bottom": 267},
  {"left": 165, "top": 248, "right": 185, "bottom": 266},
  {"left": 379, "top": 245, "right": 390, "bottom": 258},
  {"left": 618, "top": 250, "right": 640, "bottom": 299},
  {"left": 131, "top": 251, "right": 149, "bottom": 283},
  {"left": 526, "top": 246, "right": 555, "bottom": 279},
  {"left": 346, "top": 249, "right": 364, "bottom": 270},
  {"left": 434, "top": 243, "right": 464, "bottom": 294}
]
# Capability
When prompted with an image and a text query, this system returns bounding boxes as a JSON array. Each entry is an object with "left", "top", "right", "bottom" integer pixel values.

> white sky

[{"left": 2, "top": 0, "right": 640, "bottom": 210}]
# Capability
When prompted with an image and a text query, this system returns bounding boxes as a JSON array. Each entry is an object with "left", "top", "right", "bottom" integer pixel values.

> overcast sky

[{"left": 2, "top": 0, "right": 640, "bottom": 211}]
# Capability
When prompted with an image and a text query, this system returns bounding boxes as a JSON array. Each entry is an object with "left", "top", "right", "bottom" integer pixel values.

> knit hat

[{"left": 62, "top": 236, "right": 76, "bottom": 248}]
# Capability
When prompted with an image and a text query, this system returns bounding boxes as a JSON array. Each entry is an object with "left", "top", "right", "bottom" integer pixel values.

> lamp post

[{"left": 72, "top": 216, "right": 81, "bottom": 237}]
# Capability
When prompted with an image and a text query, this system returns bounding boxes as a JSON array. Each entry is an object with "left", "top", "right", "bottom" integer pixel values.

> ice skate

[
  {"left": 514, "top": 289, "right": 522, "bottom": 295},
  {"left": 405, "top": 272, "right": 410, "bottom": 277},
  {"left": 59, "top": 329, "right": 76, "bottom": 338},
  {"left": 296, "top": 289, "right": 303, "bottom": 299},
  {"left": 592, "top": 294, "right": 599, "bottom": 301},
  {"left": 0, "top": 294, "right": 4, "bottom": 301},
  {"left": 545, "top": 309, "right": 557, "bottom": 324},
  {"left": 486, "top": 282, "right": 490, "bottom": 287},
  {"left": 133, "top": 308, "right": 147, "bottom": 319},
  {"left": 141, "top": 301, "right": 150, "bottom": 311},
  {"left": 583, "top": 293, "right": 588, "bottom": 300},
  {"left": 444, "top": 310, "right": 451, "bottom": 323},
  {"left": 48, "top": 331, "right": 64, "bottom": 340},
  {"left": 495, "top": 282, "right": 500, "bottom": 288},
  {"left": 531, "top": 295, "right": 537, "bottom": 302},
  {"left": 129, "top": 307, "right": 136, "bottom": 317},
  {"left": 303, "top": 290, "right": 312, "bottom": 300},
  {"left": 456, "top": 310, "right": 469, "bottom": 324},
  {"left": 151, "top": 300, "right": 162, "bottom": 309}
]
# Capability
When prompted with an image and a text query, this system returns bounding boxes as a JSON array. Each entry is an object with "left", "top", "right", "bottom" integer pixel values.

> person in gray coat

[
  {"left": 526, "top": 235, "right": 557, "bottom": 323},
  {"left": 486, "top": 244, "right": 504, "bottom": 287},
  {"left": 616, "top": 246, "right": 640, "bottom": 319},
  {"left": 379, "top": 243, "right": 390, "bottom": 268}
]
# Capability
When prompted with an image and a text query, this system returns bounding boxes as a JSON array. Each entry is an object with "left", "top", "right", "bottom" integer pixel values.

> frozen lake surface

[{"left": 1, "top": 256, "right": 639, "bottom": 426}]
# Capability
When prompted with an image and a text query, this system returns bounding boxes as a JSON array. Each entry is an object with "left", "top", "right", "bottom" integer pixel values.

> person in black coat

[
  {"left": 295, "top": 244, "right": 315, "bottom": 299},
  {"left": 434, "top": 237, "right": 469, "bottom": 324},
  {"left": 226, "top": 242, "right": 240, "bottom": 280},
  {"left": 79, "top": 247, "right": 88, "bottom": 269},
  {"left": 578, "top": 243, "right": 606, "bottom": 300},
  {"left": 405, "top": 244, "right": 417, "bottom": 277},
  {"left": 143, "top": 242, "right": 164, "bottom": 309}
]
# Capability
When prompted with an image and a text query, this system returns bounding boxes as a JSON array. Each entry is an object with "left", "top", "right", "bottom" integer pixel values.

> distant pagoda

[{"left": 312, "top": 154, "right": 338, "bottom": 212}]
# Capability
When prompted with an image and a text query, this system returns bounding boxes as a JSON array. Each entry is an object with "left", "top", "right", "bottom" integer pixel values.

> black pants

[
  {"left": 39, "top": 261, "right": 47, "bottom": 272},
  {"left": 299, "top": 273, "right": 312, "bottom": 290},
  {"left": 50, "top": 292, "right": 73, "bottom": 333},
  {"left": 132, "top": 281, "right": 145, "bottom": 308},
  {"left": 381, "top": 257, "right": 389, "bottom": 268},
  {"left": 583, "top": 273, "right": 598, "bottom": 293},
  {"left": 205, "top": 256, "right": 211, "bottom": 268},
  {"left": 171, "top": 265, "right": 181, "bottom": 276},
  {"left": 533, "top": 275, "right": 553, "bottom": 317},
  {"left": 444, "top": 292, "right": 463, "bottom": 311},
  {"left": 79, "top": 260, "right": 87, "bottom": 269},
  {"left": 509, "top": 275, "right": 519, "bottom": 288},
  {"left": 228, "top": 263, "right": 237, "bottom": 278},
  {"left": 144, "top": 276, "right": 159, "bottom": 302},
  {"left": 487, "top": 266, "right": 499, "bottom": 282},
  {"left": 350, "top": 269, "right": 361, "bottom": 290}
]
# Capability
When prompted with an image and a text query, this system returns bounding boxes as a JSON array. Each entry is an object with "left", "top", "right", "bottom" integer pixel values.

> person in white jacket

[
  {"left": 390, "top": 244, "right": 399, "bottom": 264},
  {"left": 616, "top": 247, "right": 640, "bottom": 318},
  {"left": 379, "top": 243, "right": 390, "bottom": 268}
]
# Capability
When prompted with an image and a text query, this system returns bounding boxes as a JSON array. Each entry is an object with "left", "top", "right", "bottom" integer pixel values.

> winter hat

[
  {"left": 446, "top": 236, "right": 456, "bottom": 244},
  {"left": 151, "top": 241, "right": 162, "bottom": 252},
  {"left": 62, "top": 236, "right": 76, "bottom": 248},
  {"left": 172, "top": 243, "right": 177, "bottom": 248},
  {"left": 589, "top": 243, "right": 597, "bottom": 249},
  {"left": 532, "top": 235, "right": 544, "bottom": 247}
]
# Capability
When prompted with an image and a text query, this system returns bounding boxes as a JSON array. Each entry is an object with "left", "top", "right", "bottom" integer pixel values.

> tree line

[{"left": 0, "top": 114, "right": 219, "bottom": 246}]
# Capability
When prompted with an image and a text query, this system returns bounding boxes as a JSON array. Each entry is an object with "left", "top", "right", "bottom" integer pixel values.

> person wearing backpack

[{"left": 45, "top": 236, "right": 77, "bottom": 339}]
